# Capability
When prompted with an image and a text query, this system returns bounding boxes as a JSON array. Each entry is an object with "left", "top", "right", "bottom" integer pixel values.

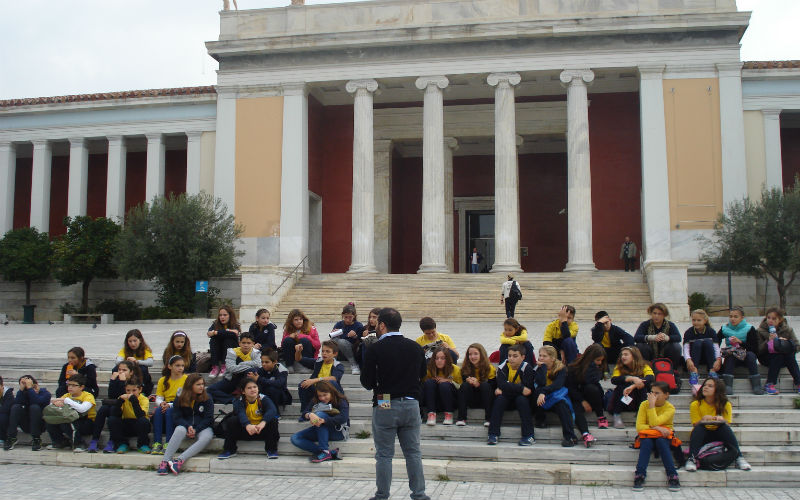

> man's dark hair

[
  {"left": 378, "top": 308, "right": 402, "bottom": 332},
  {"left": 594, "top": 310, "right": 609, "bottom": 321},
  {"left": 419, "top": 316, "right": 436, "bottom": 331}
]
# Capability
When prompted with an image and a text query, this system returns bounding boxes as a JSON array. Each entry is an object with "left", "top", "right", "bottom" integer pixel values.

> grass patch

[
  {"left": 354, "top": 430, "right": 371, "bottom": 439},
  {"left": 436, "top": 474, "right": 450, "bottom": 482}
]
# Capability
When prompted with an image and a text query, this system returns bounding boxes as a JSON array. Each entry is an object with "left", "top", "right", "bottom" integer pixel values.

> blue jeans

[
  {"left": 152, "top": 405, "right": 175, "bottom": 442},
  {"left": 635, "top": 437, "right": 677, "bottom": 477},
  {"left": 371, "top": 399, "right": 429, "bottom": 500},
  {"left": 689, "top": 338, "right": 717, "bottom": 372},
  {"left": 290, "top": 412, "right": 344, "bottom": 454},
  {"left": 471, "top": 263, "right": 479, "bottom": 273}
]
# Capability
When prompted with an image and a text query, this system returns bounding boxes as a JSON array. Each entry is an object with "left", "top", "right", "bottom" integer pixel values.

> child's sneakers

[
  {"left": 455, "top": 420, "right": 467, "bottom": 426},
  {"left": 582, "top": 433, "right": 596, "bottom": 448},
  {"left": 689, "top": 372, "right": 699, "bottom": 386},
  {"left": 311, "top": 450, "right": 333, "bottom": 463},
  {"left": 442, "top": 412, "right": 454, "bottom": 425},
  {"left": 561, "top": 438, "right": 575, "bottom": 448},
  {"left": 613, "top": 414, "right": 625, "bottom": 429},
  {"left": 209, "top": 366, "right": 220, "bottom": 377},
  {"left": 267, "top": 451, "right": 279, "bottom": 459},
  {"left": 735, "top": 456, "right": 752, "bottom": 471},
  {"left": 351, "top": 366, "right": 361, "bottom": 376},
  {"left": 483, "top": 421, "right": 490, "bottom": 428},
  {"left": 219, "top": 365, "right": 227, "bottom": 376},
  {"left": 796, "top": 384, "right": 800, "bottom": 394},
  {"left": 426, "top": 412, "right": 437, "bottom": 426},
  {"left": 102, "top": 440, "right": 115, "bottom": 453},
  {"left": 151, "top": 442, "right": 164, "bottom": 455},
  {"left": 596, "top": 416, "right": 609, "bottom": 429},
  {"left": 518, "top": 436, "right": 535, "bottom": 446},
  {"left": 667, "top": 474, "right": 681, "bottom": 492},
  {"left": 157, "top": 460, "right": 170, "bottom": 475},
  {"left": 169, "top": 459, "right": 184, "bottom": 475},
  {"left": 3, "top": 437, "right": 17, "bottom": 451},
  {"left": 116, "top": 443, "right": 129, "bottom": 454},
  {"left": 217, "top": 450, "right": 236, "bottom": 459},
  {"left": 632, "top": 474, "right": 645, "bottom": 492},
  {"left": 684, "top": 457, "right": 697, "bottom": 472},
  {"left": 764, "top": 383, "right": 779, "bottom": 395},
  {"left": 138, "top": 444, "right": 152, "bottom": 454},
  {"left": 487, "top": 434, "right": 498, "bottom": 445},
  {"left": 31, "top": 438, "right": 42, "bottom": 452},
  {"left": 87, "top": 440, "right": 98, "bottom": 453}
]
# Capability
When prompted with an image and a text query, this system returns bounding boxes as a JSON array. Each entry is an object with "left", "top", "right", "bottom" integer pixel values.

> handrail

[{"left": 271, "top": 255, "right": 309, "bottom": 296}]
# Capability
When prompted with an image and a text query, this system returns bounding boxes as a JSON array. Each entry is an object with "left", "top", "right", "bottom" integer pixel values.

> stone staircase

[
  {"left": 2, "top": 357, "right": 800, "bottom": 488},
  {"left": 272, "top": 272, "right": 653, "bottom": 322}
]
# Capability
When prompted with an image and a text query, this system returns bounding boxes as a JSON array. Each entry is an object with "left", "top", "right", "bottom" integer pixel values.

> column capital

[
  {"left": 762, "top": 109, "right": 782, "bottom": 119},
  {"left": 415, "top": 75, "right": 449, "bottom": 91},
  {"left": 346, "top": 79, "right": 378, "bottom": 94},
  {"left": 186, "top": 130, "right": 204, "bottom": 141},
  {"left": 106, "top": 135, "right": 125, "bottom": 144},
  {"left": 716, "top": 62, "right": 743, "bottom": 77},
  {"left": 374, "top": 139, "right": 393, "bottom": 153},
  {"left": 31, "top": 139, "right": 50, "bottom": 149},
  {"left": 68, "top": 137, "right": 86, "bottom": 147},
  {"left": 145, "top": 133, "right": 163, "bottom": 143},
  {"left": 638, "top": 65, "right": 666, "bottom": 80},
  {"left": 559, "top": 69, "right": 594, "bottom": 86},
  {"left": 282, "top": 82, "right": 308, "bottom": 96},
  {"left": 487, "top": 72, "right": 521, "bottom": 87},
  {"left": 444, "top": 137, "right": 459, "bottom": 151}
]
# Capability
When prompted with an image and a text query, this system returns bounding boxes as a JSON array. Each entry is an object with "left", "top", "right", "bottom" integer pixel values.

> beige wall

[
  {"left": 200, "top": 131, "right": 216, "bottom": 195},
  {"left": 663, "top": 78, "right": 723, "bottom": 229},
  {"left": 235, "top": 97, "right": 284, "bottom": 238},
  {"left": 743, "top": 110, "right": 767, "bottom": 201}
]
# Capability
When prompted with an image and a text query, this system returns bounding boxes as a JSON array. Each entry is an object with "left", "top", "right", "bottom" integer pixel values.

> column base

[
  {"left": 563, "top": 262, "right": 597, "bottom": 272},
  {"left": 417, "top": 264, "right": 449, "bottom": 274},
  {"left": 347, "top": 264, "right": 380, "bottom": 274},
  {"left": 490, "top": 264, "right": 523, "bottom": 274}
]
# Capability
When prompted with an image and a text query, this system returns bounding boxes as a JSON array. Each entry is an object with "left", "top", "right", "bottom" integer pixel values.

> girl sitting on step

[
  {"left": 116, "top": 329, "right": 154, "bottom": 395},
  {"left": 217, "top": 378, "right": 280, "bottom": 460},
  {"left": 566, "top": 343, "right": 607, "bottom": 446},
  {"left": 88, "top": 360, "right": 141, "bottom": 453},
  {"left": 248, "top": 308, "right": 277, "bottom": 352},
  {"left": 719, "top": 306, "right": 763, "bottom": 395},
  {"left": 756, "top": 307, "right": 800, "bottom": 395},
  {"left": 533, "top": 346, "right": 577, "bottom": 448},
  {"left": 682, "top": 309, "right": 722, "bottom": 386},
  {"left": 684, "top": 377, "right": 751, "bottom": 472},
  {"left": 150, "top": 355, "right": 188, "bottom": 455},
  {"left": 609, "top": 346, "right": 654, "bottom": 429},
  {"left": 291, "top": 380, "right": 350, "bottom": 463},
  {"left": 207, "top": 306, "right": 241, "bottom": 377},
  {"left": 456, "top": 343, "right": 496, "bottom": 427},
  {"left": 56, "top": 347, "right": 99, "bottom": 398},
  {"left": 331, "top": 303, "right": 365, "bottom": 375},
  {"left": 423, "top": 346, "right": 462, "bottom": 426},
  {"left": 498, "top": 318, "right": 535, "bottom": 366},
  {"left": 157, "top": 373, "right": 214, "bottom": 476},
  {"left": 162, "top": 331, "right": 196, "bottom": 373},
  {"left": 281, "top": 309, "right": 321, "bottom": 373}
]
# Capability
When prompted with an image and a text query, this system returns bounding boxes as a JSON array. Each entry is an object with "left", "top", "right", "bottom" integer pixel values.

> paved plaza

[{"left": 0, "top": 464, "right": 797, "bottom": 500}]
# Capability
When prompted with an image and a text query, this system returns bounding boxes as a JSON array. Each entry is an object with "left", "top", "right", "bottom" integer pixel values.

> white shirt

[
  {"left": 471, "top": 252, "right": 478, "bottom": 265},
  {"left": 501, "top": 280, "right": 519, "bottom": 298}
]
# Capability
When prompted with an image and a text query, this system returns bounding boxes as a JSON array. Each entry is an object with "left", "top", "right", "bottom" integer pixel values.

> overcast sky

[{"left": 0, "top": 0, "right": 797, "bottom": 100}]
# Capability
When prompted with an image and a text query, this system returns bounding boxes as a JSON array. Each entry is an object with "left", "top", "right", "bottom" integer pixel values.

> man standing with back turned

[{"left": 361, "top": 307, "right": 429, "bottom": 500}]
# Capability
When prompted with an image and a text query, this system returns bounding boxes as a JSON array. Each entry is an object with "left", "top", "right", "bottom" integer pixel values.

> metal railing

[{"left": 271, "top": 255, "right": 309, "bottom": 296}]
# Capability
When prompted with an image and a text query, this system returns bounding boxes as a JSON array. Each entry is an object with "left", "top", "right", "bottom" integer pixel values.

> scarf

[
  {"left": 646, "top": 320, "right": 670, "bottom": 357},
  {"left": 720, "top": 320, "right": 752, "bottom": 346}
]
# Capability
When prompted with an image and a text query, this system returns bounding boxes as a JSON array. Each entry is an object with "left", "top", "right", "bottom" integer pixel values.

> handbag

[
  {"left": 768, "top": 337, "right": 795, "bottom": 354},
  {"left": 720, "top": 346, "right": 747, "bottom": 361},
  {"left": 43, "top": 404, "right": 80, "bottom": 424}
]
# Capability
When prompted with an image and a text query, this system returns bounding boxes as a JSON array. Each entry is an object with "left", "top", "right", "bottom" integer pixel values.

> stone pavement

[{"left": 0, "top": 464, "right": 797, "bottom": 500}]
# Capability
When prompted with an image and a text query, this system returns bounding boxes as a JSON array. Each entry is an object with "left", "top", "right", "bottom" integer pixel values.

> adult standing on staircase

[
  {"left": 361, "top": 308, "right": 430, "bottom": 500},
  {"left": 501, "top": 275, "right": 522, "bottom": 318},
  {"left": 620, "top": 236, "right": 638, "bottom": 272}
]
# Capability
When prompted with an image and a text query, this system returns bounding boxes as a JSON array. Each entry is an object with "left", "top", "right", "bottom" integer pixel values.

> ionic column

[
  {"left": 145, "top": 133, "right": 165, "bottom": 201},
  {"left": 346, "top": 79, "right": 379, "bottom": 273},
  {"left": 717, "top": 63, "right": 748, "bottom": 205},
  {"left": 374, "top": 139, "right": 393, "bottom": 274},
  {"left": 444, "top": 137, "right": 458, "bottom": 272},
  {"left": 186, "top": 131, "right": 203, "bottom": 195},
  {"left": 560, "top": 69, "right": 597, "bottom": 272},
  {"left": 415, "top": 75, "right": 449, "bottom": 273},
  {"left": 487, "top": 72, "right": 523, "bottom": 274},
  {"left": 67, "top": 137, "right": 89, "bottom": 217},
  {"left": 30, "top": 139, "right": 52, "bottom": 233},
  {"left": 279, "top": 83, "right": 309, "bottom": 267},
  {"left": 0, "top": 142, "right": 16, "bottom": 235},
  {"left": 105, "top": 136, "right": 127, "bottom": 220},
  {"left": 762, "top": 109, "right": 783, "bottom": 190}
]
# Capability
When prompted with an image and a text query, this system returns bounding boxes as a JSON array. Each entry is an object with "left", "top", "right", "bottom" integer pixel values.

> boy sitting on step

[
  {"left": 416, "top": 317, "right": 459, "bottom": 364},
  {"left": 252, "top": 349, "right": 292, "bottom": 414},
  {"left": 487, "top": 344, "right": 536, "bottom": 446},
  {"left": 543, "top": 305, "right": 579, "bottom": 364},
  {"left": 46, "top": 373, "right": 96, "bottom": 451},
  {"left": 208, "top": 332, "right": 261, "bottom": 404},
  {"left": 298, "top": 340, "right": 345, "bottom": 421}
]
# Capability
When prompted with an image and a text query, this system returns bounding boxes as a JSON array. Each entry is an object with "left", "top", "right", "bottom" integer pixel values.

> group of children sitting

[{"left": 0, "top": 301, "right": 797, "bottom": 490}]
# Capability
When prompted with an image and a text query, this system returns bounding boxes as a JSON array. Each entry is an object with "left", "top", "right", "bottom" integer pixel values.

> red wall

[
  {"left": 125, "top": 152, "right": 146, "bottom": 214},
  {"left": 12, "top": 158, "right": 32, "bottom": 229},
  {"left": 165, "top": 149, "right": 187, "bottom": 199},
  {"left": 391, "top": 156, "right": 423, "bottom": 273},
  {"left": 782, "top": 127, "right": 800, "bottom": 189},
  {"left": 87, "top": 154, "right": 108, "bottom": 219},
  {"left": 49, "top": 156, "right": 69, "bottom": 237},
  {"left": 588, "top": 92, "right": 642, "bottom": 269}
]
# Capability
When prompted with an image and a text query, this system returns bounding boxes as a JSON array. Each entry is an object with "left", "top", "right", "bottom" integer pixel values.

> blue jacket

[
  {"left": 14, "top": 387, "right": 51, "bottom": 407},
  {"left": 332, "top": 321, "right": 365, "bottom": 345},
  {"left": 308, "top": 398, "right": 351, "bottom": 430},
  {"left": 591, "top": 323, "right": 634, "bottom": 349},
  {"left": 172, "top": 395, "right": 215, "bottom": 433},
  {"left": 0, "top": 387, "right": 14, "bottom": 416},
  {"left": 634, "top": 320, "right": 681, "bottom": 344},
  {"left": 533, "top": 365, "right": 567, "bottom": 395},
  {"left": 232, "top": 394, "right": 277, "bottom": 427},
  {"left": 496, "top": 361, "right": 535, "bottom": 396},
  {"left": 249, "top": 321, "right": 277, "bottom": 351},
  {"left": 311, "top": 359, "right": 345, "bottom": 386},
  {"left": 256, "top": 364, "right": 291, "bottom": 405}
]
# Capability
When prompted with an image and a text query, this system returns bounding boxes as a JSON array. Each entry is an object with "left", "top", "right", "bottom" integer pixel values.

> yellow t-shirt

[
  {"left": 121, "top": 394, "right": 150, "bottom": 420},
  {"left": 635, "top": 400, "right": 675, "bottom": 432},
  {"left": 245, "top": 399, "right": 263, "bottom": 425},
  {"left": 156, "top": 374, "right": 188, "bottom": 403},
  {"left": 117, "top": 348, "right": 154, "bottom": 361},
  {"left": 463, "top": 364, "right": 496, "bottom": 383},
  {"left": 507, "top": 367, "right": 519, "bottom": 384},
  {"left": 233, "top": 347, "right": 253, "bottom": 361},
  {"left": 415, "top": 332, "right": 456, "bottom": 349},
  {"left": 543, "top": 320, "right": 578, "bottom": 343},
  {"left": 689, "top": 399, "right": 732, "bottom": 431},
  {"left": 601, "top": 331, "right": 611, "bottom": 348},
  {"left": 60, "top": 391, "right": 96, "bottom": 421},
  {"left": 425, "top": 365, "right": 463, "bottom": 385},
  {"left": 318, "top": 362, "right": 333, "bottom": 379},
  {"left": 611, "top": 365, "right": 654, "bottom": 378}
]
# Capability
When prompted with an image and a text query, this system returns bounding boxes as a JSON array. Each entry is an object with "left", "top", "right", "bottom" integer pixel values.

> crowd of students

[{"left": 0, "top": 301, "right": 797, "bottom": 491}]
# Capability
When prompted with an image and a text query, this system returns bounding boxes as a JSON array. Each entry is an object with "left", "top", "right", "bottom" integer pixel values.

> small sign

[{"left": 195, "top": 281, "right": 209, "bottom": 293}]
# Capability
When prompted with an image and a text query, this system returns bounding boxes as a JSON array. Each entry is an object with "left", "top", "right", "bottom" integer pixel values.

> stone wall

[{"left": 688, "top": 271, "right": 800, "bottom": 316}]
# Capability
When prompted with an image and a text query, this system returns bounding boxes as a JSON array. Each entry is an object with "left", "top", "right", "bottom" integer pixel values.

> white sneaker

[
  {"left": 442, "top": 412, "right": 454, "bottom": 425},
  {"left": 483, "top": 421, "right": 490, "bottom": 428},
  {"left": 351, "top": 366, "right": 361, "bottom": 375},
  {"left": 455, "top": 420, "right": 466, "bottom": 426},
  {"left": 613, "top": 414, "right": 625, "bottom": 429},
  {"left": 735, "top": 456, "right": 751, "bottom": 471},
  {"left": 426, "top": 412, "right": 437, "bottom": 426},
  {"left": 685, "top": 458, "right": 697, "bottom": 472}
]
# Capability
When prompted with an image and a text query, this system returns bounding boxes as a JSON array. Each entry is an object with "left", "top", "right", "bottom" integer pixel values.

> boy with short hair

[
  {"left": 543, "top": 305, "right": 579, "bottom": 364},
  {"left": 46, "top": 373, "right": 97, "bottom": 451},
  {"left": 297, "top": 340, "right": 345, "bottom": 420},
  {"left": 591, "top": 310, "right": 634, "bottom": 368},
  {"left": 487, "top": 344, "right": 536, "bottom": 446},
  {"left": 416, "top": 317, "right": 459, "bottom": 363},
  {"left": 107, "top": 377, "right": 151, "bottom": 453},
  {"left": 252, "top": 349, "right": 292, "bottom": 413},
  {"left": 632, "top": 381, "right": 680, "bottom": 492},
  {"left": 208, "top": 332, "right": 262, "bottom": 404}
]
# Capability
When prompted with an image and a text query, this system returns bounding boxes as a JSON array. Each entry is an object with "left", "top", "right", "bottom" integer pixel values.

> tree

[
  {"left": 702, "top": 183, "right": 800, "bottom": 311},
  {"left": 0, "top": 227, "right": 52, "bottom": 304},
  {"left": 115, "top": 193, "right": 244, "bottom": 313},
  {"left": 52, "top": 216, "right": 121, "bottom": 313}
]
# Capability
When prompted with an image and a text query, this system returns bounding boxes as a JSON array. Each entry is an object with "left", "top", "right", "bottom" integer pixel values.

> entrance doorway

[{"left": 467, "top": 210, "right": 494, "bottom": 272}]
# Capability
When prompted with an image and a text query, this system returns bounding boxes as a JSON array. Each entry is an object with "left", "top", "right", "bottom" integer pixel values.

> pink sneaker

[
  {"left": 209, "top": 366, "right": 220, "bottom": 377},
  {"left": 443, "top": 412, "right": 454, "bottom": 425},
  {"left": 219, "top": 365, "right": 227, "bottom": 376},
  {"left": 597, "top": 416, "right": 609, "bottom": 429},
  {"left": 426, "top": 412, "right": 437, "bottom": 426},
  {"left": 582, "top": 433, "right": 597, "bottom": 448}
]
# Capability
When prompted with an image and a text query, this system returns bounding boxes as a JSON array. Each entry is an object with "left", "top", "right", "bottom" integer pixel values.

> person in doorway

[
  {"left": 470, "top": 248, "right": 482, "bottom": 273},
  {"left": 501, "top": 275, "right": 522, "bottom": 318},
  {"left": 620, "top": 236, "right": 638, "bottom": 272}
]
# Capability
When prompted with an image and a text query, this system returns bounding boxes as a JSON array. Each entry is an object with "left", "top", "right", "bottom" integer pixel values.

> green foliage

[
  {"left": 794, "top": 397, "right": 800, "bottom": 410},
  {"left": 114, "top": 193, "right": 244, "bottom": 313},
  {"left": 141, "top": 306, "right": 193, "bottom": 320},
  {"left": 702, "top": 184, "right": 800, "bottom": 311},
  {"left": 0, "top": 227, "right": 52, "bottom": 304},
  {"left": 93, "top": 299, "right": 142, "bottom": 321},
  {"left": 354, "top": 430, "right": 371, "bottom": 439},
  {"left": 52, "top": 216, "right": 120, "bottom": 312},
  {"left": 60, "top": 302, "right": 79, "bottom": 315},
  {"left": 688, "top": 292, "right": 712, "bottom": 312}
]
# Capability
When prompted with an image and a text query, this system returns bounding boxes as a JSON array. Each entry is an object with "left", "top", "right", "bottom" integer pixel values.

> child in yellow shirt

[
  {"left": 416, "top": 316, "right": 459, "bottom": 363},
  {"left": 543, "top": 305, "right": 579, "bottom": 364},
  {"left": 499, "top": 318, "right": 534, "bottom": 365},
  {"left": 151, "top": 355, "right": 187, "bottom": 455},
  {"left": 423, "top": 347, "right": 463, "bottom": 426},
  {"left": 632, "top": 381, "right": 679, "bottom": 492},
  {"left": 107, "top": 377, "right": 152, "bottom": 454},
  {"left": 46, "top": 374, "right": 96, "bottom": 451}
]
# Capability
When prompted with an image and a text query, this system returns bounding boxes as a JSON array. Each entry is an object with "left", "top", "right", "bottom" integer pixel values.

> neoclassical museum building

[{"left": 1, "top": 0, "right": 799, "bottom": 317}]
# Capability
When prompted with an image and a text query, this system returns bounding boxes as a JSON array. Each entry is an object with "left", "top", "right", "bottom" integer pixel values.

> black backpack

[
  {"left": 212, "top": 409, "right": 234, "bottom": 438},
  {"left": 696, "top": 441, "right": 737, "bottom": 471},
  {"left": 509, "top": 281, "right": 522, "bottom": 301}
]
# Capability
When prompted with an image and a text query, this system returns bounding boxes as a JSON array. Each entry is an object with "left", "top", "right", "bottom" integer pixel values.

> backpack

[
  {"left": 42, "top": 404, "right": 80, "bottom": 424},
  {"left": 652, "top": 358, "right": 681, "bottom": 394},
  {"left": 195, "top": 351, "right": 212, "bottom": 373},
  {"left": 212, "top": 409, "right": 234, "bottom": 438},
  {"left": 509, "top": 281, "right": 522, "bottom": 301},
  {"left": 696, "top": 441, "right": 737, "bottom": 471}
]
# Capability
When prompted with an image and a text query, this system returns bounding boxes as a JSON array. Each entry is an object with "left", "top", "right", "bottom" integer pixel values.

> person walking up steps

[{"left": 501, "top": 275, "right": 522, "bottom": 318}]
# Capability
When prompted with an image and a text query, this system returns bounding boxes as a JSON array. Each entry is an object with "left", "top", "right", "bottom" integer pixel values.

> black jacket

[
  {"left": 57, "top": 360, "right": 99, "bottom": 398},
  {"left": 249, "top": 321, "right": 277, "bottom": 351},
  {"left": 591, "top": 323, "right": 634, "bottom": 349},
  {"left": 361, "top": 333, "right": 427, "bottom": 405},
  {"left": 495, "top": 361, "right": 536, "bottom": 396},
  {"left": 172, "top": 395, "right": 215, "bottom": 433}
]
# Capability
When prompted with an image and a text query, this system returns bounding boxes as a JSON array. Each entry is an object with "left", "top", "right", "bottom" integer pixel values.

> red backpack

[{"left": 652, "top": 358, "right": 682, "bottom": 394}]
